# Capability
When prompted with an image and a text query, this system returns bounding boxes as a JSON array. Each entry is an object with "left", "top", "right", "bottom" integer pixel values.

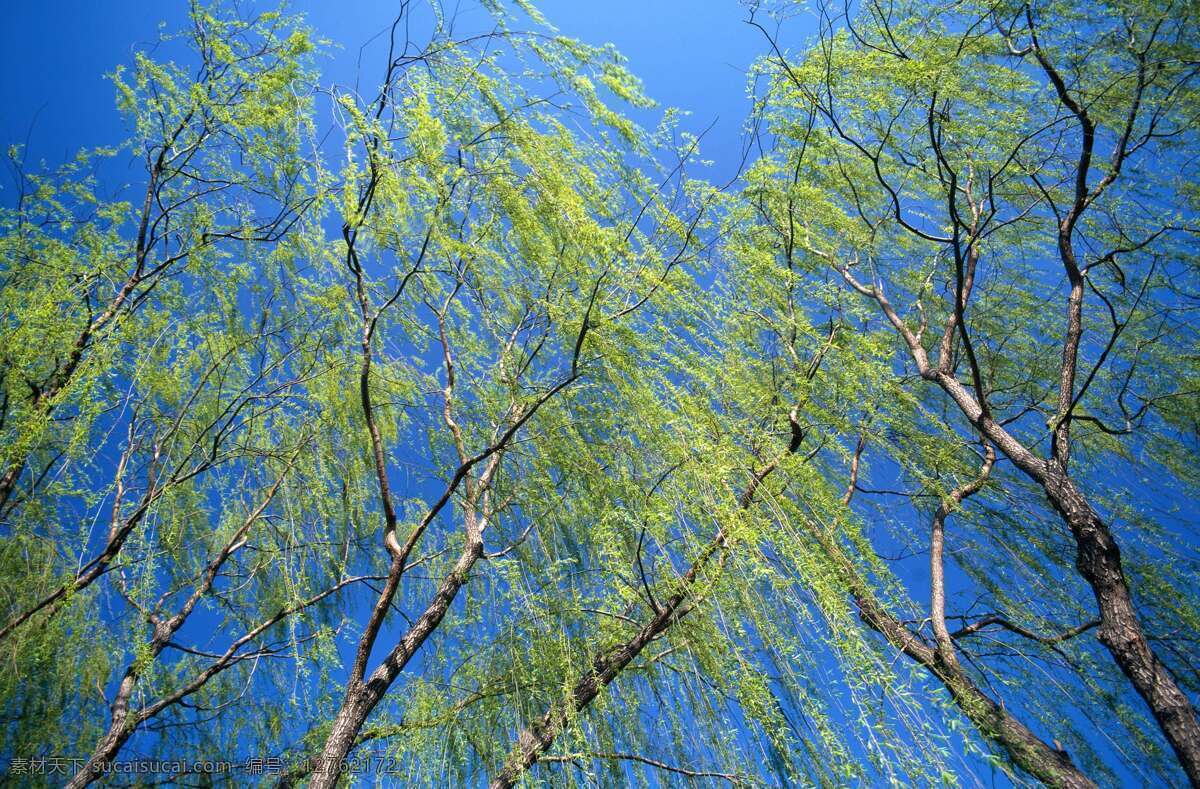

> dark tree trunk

[{"left": 1042, "top": 464, "right": 1200, "bottom": 785}]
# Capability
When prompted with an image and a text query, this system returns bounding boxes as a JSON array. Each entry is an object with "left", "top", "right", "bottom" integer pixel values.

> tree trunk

[
  {"left": 65, "top": 676, "right": 139, "bottom": 789},
  {"left": 1042, "top": 464, "right": 1200, "bottom": 785},
  {"left": 307, "top": 690, "right": 378, "bottom": 789},
  {"left": 307, "top": 538, "right": 483, "bottom": 789},
  {"left": 921, "top": 370, "right": 1200, "bottom": 783}
]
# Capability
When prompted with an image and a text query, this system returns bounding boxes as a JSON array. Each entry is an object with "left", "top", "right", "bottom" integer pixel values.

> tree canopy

[{"left": 0, "top": 0, "right": 1197, "bottom": 786}]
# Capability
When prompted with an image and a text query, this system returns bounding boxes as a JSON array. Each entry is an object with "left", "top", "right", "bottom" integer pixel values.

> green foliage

[{"left": 0, "top": 0, "right": 1196, "bottom": 787}]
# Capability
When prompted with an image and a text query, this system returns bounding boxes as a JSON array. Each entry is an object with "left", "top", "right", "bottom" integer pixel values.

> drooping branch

[{"left": 489, "top": 405, "right": 807, "bottom": 788}]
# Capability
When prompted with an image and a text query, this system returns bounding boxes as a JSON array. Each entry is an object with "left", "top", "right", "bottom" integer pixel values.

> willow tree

[
  {"left": 280, "top": 4, "right": 1028, "bottom": 784},
  {"left": 747, "top": 0, "right": 1200, "bottom": 783},
  {"left": 0, "top": 4, "right": 368, "bottom": 784},
  {"left": 3, "top": 0, "right": 1198, "bottom": 787},
  {"left": 0, "top": 6, "right": 316, "bottom": 522},
  {"left": 272, "top": 4, "right": 733, "bottom": 783}
]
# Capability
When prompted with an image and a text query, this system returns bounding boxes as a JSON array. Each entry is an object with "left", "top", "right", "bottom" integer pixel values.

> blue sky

[{"left": 0, "top": 0, "right": 767, "bottom": 190}]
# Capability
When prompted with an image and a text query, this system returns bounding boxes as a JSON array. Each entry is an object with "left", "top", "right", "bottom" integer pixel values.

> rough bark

[
  {"left": 65, "top": 677, "right": 139, "bottom": 789},
  {"left": 1042, "top": 465, "right": 1200, "bottom": 785},
  {"left": 934, "top": 361, "right": 1200, "bottom": 785}
]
